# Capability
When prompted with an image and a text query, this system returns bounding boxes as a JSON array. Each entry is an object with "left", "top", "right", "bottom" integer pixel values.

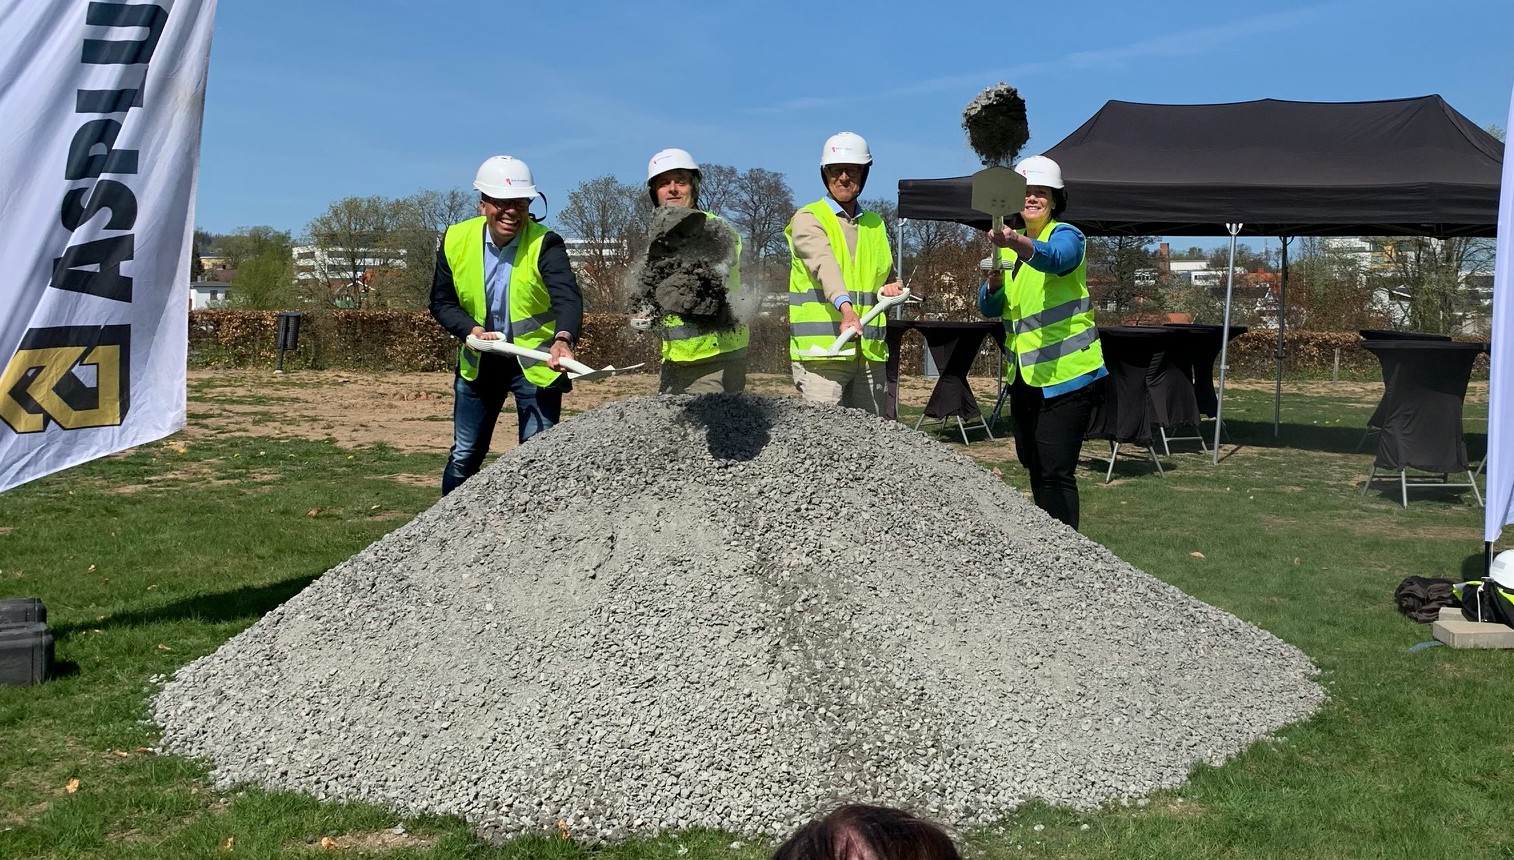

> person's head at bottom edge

[{"left": 771, "top": 804, "right": 960, "bottom": 860}]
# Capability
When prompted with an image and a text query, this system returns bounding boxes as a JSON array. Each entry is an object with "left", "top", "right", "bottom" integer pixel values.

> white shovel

[
  {"left": 796, "top": 288, "right": 913, "bottom": 358},
  {"left": 464, "top": 335, "right": 643, "bottom": 382}
]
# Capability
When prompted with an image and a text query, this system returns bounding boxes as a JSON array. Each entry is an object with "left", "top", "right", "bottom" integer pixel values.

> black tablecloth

[
  {"left": 1162, "top": 323, "right": 1248, "bottom": 417},
  {"left": 885, "top": 320, "right": 1005, "bottom": 421},
  {"left": 1361, "top": 340, "right": 1484, "bottom": 474},
  {"left": 1086, "top": 326, "right": 1201, "bottom": 446},
  {"left": 1360, "top": 330, "right": 1456, "bottom": 430}
]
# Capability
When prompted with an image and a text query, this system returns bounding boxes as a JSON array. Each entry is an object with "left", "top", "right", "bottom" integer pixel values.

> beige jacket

[{"left": 789, "top": 202, "right": 894, "bottom": 306}]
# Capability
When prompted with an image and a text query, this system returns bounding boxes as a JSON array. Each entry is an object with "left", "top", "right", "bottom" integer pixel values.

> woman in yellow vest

[
  {"left": 979, "top": 155, "right": 1106, "bottom": 530},
  {"left": 642, "top": 148, "right": 749, "bottom": 394},
  {"left": 428, "top": 155, "right": 583, "bottom": 495},
  {"left": 787, "top": 132, "right": 904, "bottom": 414}
]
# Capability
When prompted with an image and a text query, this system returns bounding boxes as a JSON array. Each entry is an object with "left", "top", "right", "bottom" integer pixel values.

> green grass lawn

[{"left": 2, "top": 377, "right": 1510, "bottom": 859}]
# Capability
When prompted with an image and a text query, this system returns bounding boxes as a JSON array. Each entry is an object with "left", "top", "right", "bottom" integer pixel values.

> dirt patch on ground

[{"left": 185, "top": 369, "right": 980, "bottom": 457}]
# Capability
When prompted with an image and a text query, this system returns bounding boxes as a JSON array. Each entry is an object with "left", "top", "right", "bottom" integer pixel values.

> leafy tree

[
  {"left": 221, "top": 226, "right": 296, "bottom": 309},
  {"left": 189, "top": 236, "right": 204, "bottom": 281}
]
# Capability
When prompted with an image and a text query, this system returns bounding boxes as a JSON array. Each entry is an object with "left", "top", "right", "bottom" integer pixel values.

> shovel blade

[{"left": 970, "top": 166, "right": 1026, "bottom": 222}]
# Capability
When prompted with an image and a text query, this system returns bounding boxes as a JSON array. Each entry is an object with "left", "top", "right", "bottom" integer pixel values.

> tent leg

[
  {"left": 1106, "top": 442, "right": 1118, "bottom": 483},
  {"left": 1361, "top": 464, "right": 1376, "bottom": 497},
  {"left": 1274, "top": 237, "right": 1290, "bottom": 437},
  {"left": 1213, "top": 223, "right": 1243, "bottom": 465}
]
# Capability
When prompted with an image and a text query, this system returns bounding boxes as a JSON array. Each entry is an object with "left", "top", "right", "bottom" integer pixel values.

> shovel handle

[
  {"left": 465, "top": 335, "right": 597, "bottom": 376},
  {"left": 815, "top": 287, "right": 912, "bottom": 356}
]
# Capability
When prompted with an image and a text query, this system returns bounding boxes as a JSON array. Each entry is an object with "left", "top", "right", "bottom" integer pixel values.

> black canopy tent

[
  {"left": 898, "top": 95, "right": 1502, "bottom": 238},
  {"left": 898, "top": 95, "right": 1504, "bottom": 455}
]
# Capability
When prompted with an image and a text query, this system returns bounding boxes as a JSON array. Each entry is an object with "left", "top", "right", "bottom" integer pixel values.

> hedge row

[{"left": 187, "top": 310, "right": 1483, "bottom": 380}]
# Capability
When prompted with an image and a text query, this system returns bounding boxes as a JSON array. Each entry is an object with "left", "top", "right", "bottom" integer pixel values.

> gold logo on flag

[{"left": 1, "top": 326, "right": 129, "bottom": 433}]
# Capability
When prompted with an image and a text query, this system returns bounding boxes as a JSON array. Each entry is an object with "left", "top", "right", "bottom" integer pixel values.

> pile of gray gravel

[{"left": 153, "top": 394, "right": 1324, "bottom": 842}]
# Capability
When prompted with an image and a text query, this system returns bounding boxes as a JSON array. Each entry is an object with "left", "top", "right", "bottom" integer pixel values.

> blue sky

[{"left": 195, "top": 0, "right": 1513, "bottom": 250}]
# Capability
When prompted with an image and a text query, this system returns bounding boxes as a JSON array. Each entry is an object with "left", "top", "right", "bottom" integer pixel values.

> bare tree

[
  {"left": 1368, "top": 235, "right": 1494, "bottom": 333},
  {"left": 726, "top": 168, "right": 794, "bottom": 290},
  {"left": 383, "top": 188, "right": 477, "bottom": 309},
  {"left": 1086, "top": 235, "right": 1158, "bottom": 315},
  {"left": 303, "top": 197, "right": 409, "bottom": 308},
  {"left": 698, "top": 163, "right": 739, "bottom": 219},
  {"left": 557, "top": 175, "right": 650, "bottom": 311},
  {"left": 902, "top": 219, "right": 983, "bottom": 315},
  {"left": 1289, "top": 237, "right": 1375, "bottom": 330}
]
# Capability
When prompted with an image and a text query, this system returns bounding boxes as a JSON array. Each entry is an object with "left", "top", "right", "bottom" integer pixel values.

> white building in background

[
  {"left": 188, "top": 281, "right": 233, "bottom": 309},
  {"left": 562, "top": 237, "right": 627, "bottom": 268},
  {"left": 291, "top": 245, "right": 406, "bottom": 286}
]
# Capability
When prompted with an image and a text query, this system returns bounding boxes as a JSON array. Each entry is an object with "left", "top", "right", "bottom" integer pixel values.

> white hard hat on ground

[
  {"left": 1490, "top": 550, "right": 1514, "bottom": 590},
  {"left": 1014, "top": 155, "right": 1064, "bottom": 189},
  {"left": 647, "top": 148, "right": 700, "bottom": 182},
  {"left": 474, "top": 155, "right": 539, "bottom": 199},
  {"left": 821, "top": 132, "right": 872, "bottom": 166}
]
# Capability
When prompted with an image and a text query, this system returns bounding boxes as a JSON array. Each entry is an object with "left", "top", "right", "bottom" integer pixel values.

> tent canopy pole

[
  {"left": 1214, "top": 223, "right": 1242, "bottom": 465},
  {"left": 1274, "top": 237, "right": 1291, "bottom": 436}
]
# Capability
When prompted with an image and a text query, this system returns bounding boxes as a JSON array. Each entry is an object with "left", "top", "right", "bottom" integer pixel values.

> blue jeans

[{"left": 443, "top": 354, "right": 563, "bottom": 495}]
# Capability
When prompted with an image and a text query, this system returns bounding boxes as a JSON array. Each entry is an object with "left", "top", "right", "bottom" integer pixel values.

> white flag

[
  {"left": 0, "top": 1, "right": 216, "bottom": 492},
  {"left": 1485, "top": 80, "right": 1514, "bottom": 544}
]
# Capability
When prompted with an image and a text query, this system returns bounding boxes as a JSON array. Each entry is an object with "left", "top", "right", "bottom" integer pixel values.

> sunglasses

[{"left": 481, "top": 195, "right": 531, "bottom": 211}]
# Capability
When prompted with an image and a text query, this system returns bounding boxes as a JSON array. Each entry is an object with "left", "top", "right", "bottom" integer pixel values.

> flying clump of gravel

[
  {"left": 963, "top": 83, "right": 1030, "bottom": 167},
  {"left": 153, "top": 394, "right": 1325, "bottom": 843}
]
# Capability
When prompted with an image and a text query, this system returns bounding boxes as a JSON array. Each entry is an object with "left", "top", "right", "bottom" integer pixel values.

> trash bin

[
  {"left": 276, "top": 312, "right": 302, "bottom": 352},
  {"left": 275, "top": 312, "right": 302, "bottom": 372}
]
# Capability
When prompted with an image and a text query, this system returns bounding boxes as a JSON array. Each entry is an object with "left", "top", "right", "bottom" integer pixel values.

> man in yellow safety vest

[
  {"left": 786, "top": 131, "right": 904, "bottom": 414},
  {"left": 428, "top": 155, "right": 583, "bottom": 494}
]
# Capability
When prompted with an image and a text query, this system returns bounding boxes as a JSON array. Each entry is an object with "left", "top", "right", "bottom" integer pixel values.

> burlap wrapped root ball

[
  {"left": 963, "top": 83, "right": 1029, "bottom": 167},
  {"left": 626, "top": 207, "right": 741, "bottom": 331}
]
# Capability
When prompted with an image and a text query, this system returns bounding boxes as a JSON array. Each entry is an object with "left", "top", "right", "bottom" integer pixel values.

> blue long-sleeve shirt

[
  {"left": 978, "top": 222, "right": 1106, "bottom": 397},
  {"left": 978, "top": 222, "right": 1084, "bottom": 317}
]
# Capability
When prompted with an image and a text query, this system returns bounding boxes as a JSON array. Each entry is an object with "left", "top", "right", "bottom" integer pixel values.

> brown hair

[{"left": 772, "top": 805, "right": 960, "bottom": 860}]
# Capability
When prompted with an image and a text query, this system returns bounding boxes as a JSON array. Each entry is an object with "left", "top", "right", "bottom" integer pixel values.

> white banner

[
  {"left": 1485, "top": 81, "right": 1514, "bottom": 544},
  {"left": 0, "top": 1, "right": 215, "bottom": 492}
]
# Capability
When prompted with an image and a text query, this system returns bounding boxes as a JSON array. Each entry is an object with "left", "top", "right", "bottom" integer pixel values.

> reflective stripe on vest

[
  {"left": 442, "top": 216, "right": 561, "bottom": 387},
  {"left": 995, "top": 220, "right": 1103, "bottom": 387},
  {"left": 661, "top": 212, "right": 749, "bottom": 363},
  {"left": 786, "top": 200, "right": 892, "bottom": 362}
]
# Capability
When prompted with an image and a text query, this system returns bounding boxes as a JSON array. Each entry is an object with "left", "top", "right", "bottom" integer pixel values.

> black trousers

[{"left": 1009, "top": 375, "right": 1102, "bottom": 530}]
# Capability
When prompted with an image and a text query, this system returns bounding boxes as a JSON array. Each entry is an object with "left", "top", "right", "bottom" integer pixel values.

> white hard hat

[
  {"left": 1014, "top": 155, "right": 1064, "bottom": 189},
  {"left": 1490, "top": 550, "right": 1514, "bottom": 590},
  {"left": 647, "top": 148, "right": 700, "bottom": 182},
  {"left": 473, "top": 155, "right": 539, "bottom": 199},
  {"left": 821, "top": 132, "right": 872, "bottom": 166}
]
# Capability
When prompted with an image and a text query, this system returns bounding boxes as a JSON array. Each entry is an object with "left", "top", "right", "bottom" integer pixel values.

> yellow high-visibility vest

[
  {"left": 443, "top": 216, "right": 560, "bottom": 387},
  {"left": 662, "top": 213, "right": 749, "bottom": 363},
  {"left": 994, "top": 219, "right": 1103, "bottom": 387},
  {"left": 786, "top": 200, "right": 892, "bottom": 362}
]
